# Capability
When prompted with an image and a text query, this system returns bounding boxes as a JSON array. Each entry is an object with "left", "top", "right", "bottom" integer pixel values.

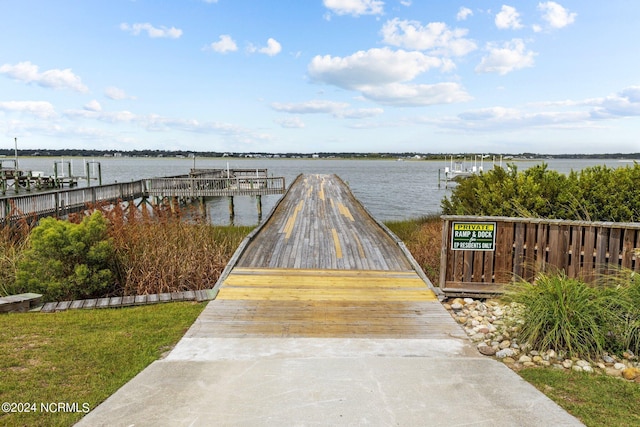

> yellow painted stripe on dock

[
  {"left": 216, "top": 287, "right": 438, "bottom": 302},
  {"left": 319, "top": 181, "right": 325, "bottom": 201},
  {"left": 331, "top": 228, "right": 343, "bottom": 259},
  {"left": 338, "top": 202, "right": 354, "bottom": 221},
  {"left": 224, "top": 274, "right": 426, "bottom": 288},
  {"left": 230, "top": 268, "right": 416, "bottom": 277},
  {"left": 283, "top": 200, "right": 304, "bottom": 239}
]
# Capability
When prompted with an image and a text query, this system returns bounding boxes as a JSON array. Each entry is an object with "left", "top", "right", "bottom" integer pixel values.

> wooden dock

[
  {"left": 0, "top": 169, "right": 285, "bottom": 223},
  {"left": 209, "top": 174, "right": 460, "bottom": 339}
]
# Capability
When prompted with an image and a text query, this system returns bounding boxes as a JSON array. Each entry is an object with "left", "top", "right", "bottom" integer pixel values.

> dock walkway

[{"left": 77, "top": 174, "right": 583, "bottom": 427}]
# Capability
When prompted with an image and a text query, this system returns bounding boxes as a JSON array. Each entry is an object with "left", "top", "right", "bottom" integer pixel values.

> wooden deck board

[
  {"left": 213, "top": 174, "right": 452, "bottom": 339},
  {"left": 237, "top": 174, "right": 413, "bottom": 271}
]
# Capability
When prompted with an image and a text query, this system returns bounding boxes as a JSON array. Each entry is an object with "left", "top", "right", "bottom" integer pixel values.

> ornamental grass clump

[
  {"left": 612, "top": 271, "right": 640, "bottom": 355},
  {"left": 504, "top": 271, "right": 623, "bottom": 359}
]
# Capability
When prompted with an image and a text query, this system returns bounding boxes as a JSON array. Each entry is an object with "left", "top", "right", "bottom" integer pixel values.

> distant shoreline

[{"left": 1, "top": 150, "right": 639, "bottom": 161}]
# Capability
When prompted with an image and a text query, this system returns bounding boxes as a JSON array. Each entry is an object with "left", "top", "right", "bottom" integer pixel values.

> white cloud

[
  {"left": 538, "top": 1, "right": 576, "bottom": 29},
  {"left": 208, "top": 35, "right": 238, "bottom": 53},
  {"left": 63, "top": 108, "right": 272, "bottom": 143},
  {"left": 336, "top": 108, "right": 384, "bottom": 119},
  {"left": 594, "top": 86, "right": 640, "bottom": 118},
  {"left": 400, "top": 0, "right": 411, "bottom": 6},
  {"left": 120, "top": 23, "right": 182, "bottom": 39},
  {"left": 260, "top": 38, "right": 282, "bottom": 56},
  {"left": 84, "top": 100, "right": 102, "bottom": 112},
  {"left": 309, "top": 48, "right": 446, "bottom": 89},
  {"left": 456, "top": 7, "right": 473, "bottom": 21},
  {"left": 0, "top": 61, "right": 89, "bottom": 93},
  {"left": 271, "top": 101, "right": 383, "bottom": 119},
  {"left": 323, "top": 0, "right": 384, "bottom": 17},
  {"left": 247, "top": 38, "right": 282, "bottom": 56},
  {"left": 271, "top": 100, "right": 350, "bottom": 114},
  {"left": 276, "top": 117, "right": 305, "bottom": 128},
  {"left": 495, "top": 5, "right": 523, "bottom": 30},
  {"left": 358, "top": 82, "right": 472, "bottom": 107},
  {"left": 308, "top": 47, "right": 471, "bottom": 106},
  {"left": 475, "top": 39, "right": 536, "bottom": 75},
  {"left": 0, "top": 100, "right": 56, "bottom": 118},
  {"left": 104, "top": 86, "right": 136, "bottom": 100},
  {"left": 381, "top": 18, "right": 477, "bottom": 56}
]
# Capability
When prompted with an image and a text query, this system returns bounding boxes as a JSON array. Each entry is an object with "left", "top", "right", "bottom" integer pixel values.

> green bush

[
  {"left": 442, "top": 162, "right": 640, "bottom": 222},
  {"left": 15, "top": 211, "right": 115, "bottom": 301}
]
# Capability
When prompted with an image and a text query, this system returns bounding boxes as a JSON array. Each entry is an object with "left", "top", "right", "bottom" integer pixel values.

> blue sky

[{"left": 1, "top": 0, "right": 639, "bottom": 154}]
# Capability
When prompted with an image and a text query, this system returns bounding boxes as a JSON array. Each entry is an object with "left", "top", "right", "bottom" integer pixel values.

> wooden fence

[{"left": 439, "top": 215, "right": 640, "bottom": 297}]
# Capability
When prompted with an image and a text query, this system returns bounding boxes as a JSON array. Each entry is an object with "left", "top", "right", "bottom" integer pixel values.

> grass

[
  {"left": 384, "top": 215, "right": 442, "bottom": 283},
  {"left": 520, "top": 368, "right": 640, "bottom": 427},
  {"left": 0, "top": 302, "right": 205, "bottom": 427}
]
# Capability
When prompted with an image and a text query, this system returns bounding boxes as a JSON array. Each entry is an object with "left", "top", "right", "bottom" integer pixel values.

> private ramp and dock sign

[{"left": 451, "top": 222, "right": 497, "bottom": 251}]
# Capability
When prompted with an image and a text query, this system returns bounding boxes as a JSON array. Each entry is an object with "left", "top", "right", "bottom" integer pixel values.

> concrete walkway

[
  {"left": 76, "top": 302, "right": 583, "bottom": 427},
  {"left": 76, "top": 174, "right": 583, "bottom": 426}
]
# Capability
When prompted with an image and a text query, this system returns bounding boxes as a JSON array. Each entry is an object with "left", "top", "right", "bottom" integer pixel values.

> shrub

[
  {"left": 442, "top": 162, "right": 640, "bottom": 222},
  {"left": 503, "top": 272, "right": 625, "bottom": 358},
  {"left": 15, "top": 211, "right": 115, "bottom": 301}
]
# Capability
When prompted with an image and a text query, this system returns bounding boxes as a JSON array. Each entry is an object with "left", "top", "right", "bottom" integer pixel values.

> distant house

[{"left": 312, "top": 154, "right": 320, "bottom": 158}]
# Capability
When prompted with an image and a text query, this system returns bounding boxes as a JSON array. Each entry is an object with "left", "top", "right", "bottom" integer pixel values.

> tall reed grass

[
  {"left": 384, "top": 215, "right": 442, "bottom": 282},
  {"left": 84, "top": 202, "right": 252, "bottom": 296}
]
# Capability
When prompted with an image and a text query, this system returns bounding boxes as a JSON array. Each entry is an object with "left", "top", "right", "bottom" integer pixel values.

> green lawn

[
  {"left": 2, "top": 301, "right": 639, "bottom": 427},
  {"left": 519, "top": 367, "right": 640, "bottom": 427},
  {"left": 0, "top": 302, "right": 205, "bottom": 427}
]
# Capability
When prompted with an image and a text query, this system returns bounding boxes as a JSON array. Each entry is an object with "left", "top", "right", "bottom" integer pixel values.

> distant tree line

[{"left": 1, "top": 148, "right": 638, "bottom": 160}]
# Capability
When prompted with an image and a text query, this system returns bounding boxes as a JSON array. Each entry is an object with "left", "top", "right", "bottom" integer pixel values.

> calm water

[{"left": 7, "top": 156, "right": 636, "bottom": 225}]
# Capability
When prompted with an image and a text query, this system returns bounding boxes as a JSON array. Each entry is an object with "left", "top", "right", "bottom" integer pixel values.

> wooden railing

[
  {"left": 0, "top": 181, "right": 147, "bottom": 221},
  {"left": 0, "top": 173, "right": 286, "bottom": 223},
  {"left": 146, "top": 177, "right": 286, "bottom": 197},
  {"left": 439, "top": 215, "right": 640, "bottom": 297},
  {"left": 189, "top": 168, "right": 268, "bottom": 178}
]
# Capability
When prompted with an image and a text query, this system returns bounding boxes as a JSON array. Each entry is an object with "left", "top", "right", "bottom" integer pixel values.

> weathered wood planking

[
  {"left": 236, "top": 174, "right": 414, "bottom": 271},
  {"left": 198, "top": 299, "right": 461, "bottom": 339},
  {"left": 208, "top": 174, "right": 448, "bottom": 339}
]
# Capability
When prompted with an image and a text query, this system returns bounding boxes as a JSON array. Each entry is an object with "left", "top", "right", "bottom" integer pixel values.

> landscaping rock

[
  {"left": 499, "top": 340, "right": 511, "bottom": 349},
  {"left": 478, "top": 345, "right": 497, "bottom": 356},
  {"left": 496, "top": 348, "right": 515, "bottom": 359},
  {"left": 442, "top": 297, "right": 640, "bottom": 381},
  {"left": 622, "top": 368, "right": 640, "bottom": 381}
]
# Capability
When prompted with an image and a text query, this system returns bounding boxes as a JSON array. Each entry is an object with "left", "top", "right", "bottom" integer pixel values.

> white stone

[
  {"left": 576, "top": 360, "right": 590, "bottom": 368},
  {"left": 496, "top": 348, "right": 515, "bottom": 359},
  {"left": 614, "top": 363, "right": 626, "bottom": 370}
]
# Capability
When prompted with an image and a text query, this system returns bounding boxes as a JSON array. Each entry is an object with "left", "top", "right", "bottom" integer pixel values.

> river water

[{"left": 6, "top": 156, "right": 636, "bottom": 225}]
